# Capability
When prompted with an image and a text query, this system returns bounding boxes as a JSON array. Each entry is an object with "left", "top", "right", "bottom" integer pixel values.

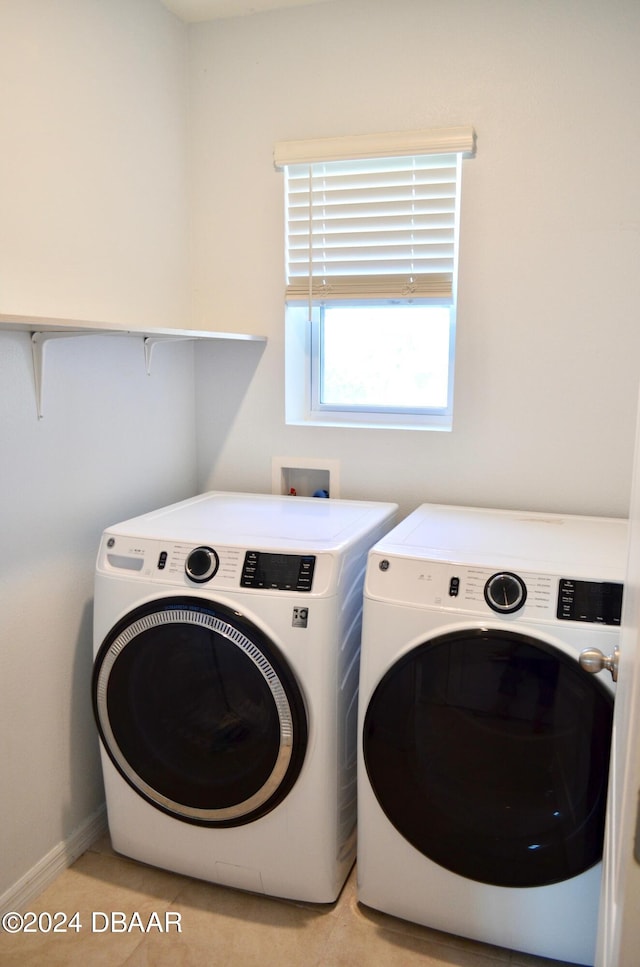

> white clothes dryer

[
  {"left": 92, "top": 491, "right": 397, "bottom": 902},
  {"left": 357, "top": 504, "right": 627, "bottom": 965}
]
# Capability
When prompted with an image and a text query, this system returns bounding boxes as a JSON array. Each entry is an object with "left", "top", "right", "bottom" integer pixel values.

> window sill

[{"left": 285, "top": 413, "right": 452, "bottom": 432}]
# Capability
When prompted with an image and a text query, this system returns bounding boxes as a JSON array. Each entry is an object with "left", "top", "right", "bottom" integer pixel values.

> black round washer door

[
  {"left": 92, "top": 597, "right": 308, "bottom": 827},
  {"left": 363, "top": 628, "right": 613, "bottom": 888}
]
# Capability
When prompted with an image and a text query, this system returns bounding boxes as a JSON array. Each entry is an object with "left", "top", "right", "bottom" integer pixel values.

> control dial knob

[
  {"left": 484, "top": 572, "right": 527, "bottom": 614},
  {"left": 185, "top": 546, "right": 219, "bottom": 583}
]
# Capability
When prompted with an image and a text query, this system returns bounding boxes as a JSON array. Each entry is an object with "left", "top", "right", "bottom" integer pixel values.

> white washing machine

[
  {"left": 92, "top": 491, "right": 397, "bottom": 902},
  {"left": 357, "top": 504, "right": 628, "bottom": 966}
]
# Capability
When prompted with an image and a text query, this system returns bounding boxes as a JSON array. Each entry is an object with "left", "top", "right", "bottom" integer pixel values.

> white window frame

[{"left": 276, "top": 127, "right": 475, "bottom": 431}]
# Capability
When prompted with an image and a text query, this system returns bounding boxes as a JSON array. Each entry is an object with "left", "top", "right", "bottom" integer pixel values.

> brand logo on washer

[{"left": 292, "top": 607, "right": 309, "bottom": 628}]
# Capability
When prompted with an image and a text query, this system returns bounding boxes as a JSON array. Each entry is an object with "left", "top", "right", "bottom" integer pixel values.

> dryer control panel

[{"left": 365, "top": 553, "right": 623, "bottom": 625}]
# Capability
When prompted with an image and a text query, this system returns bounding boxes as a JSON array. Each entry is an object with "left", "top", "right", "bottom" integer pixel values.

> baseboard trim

[{"left": 0, "top": 805, "right": 108, "bottom": 915}]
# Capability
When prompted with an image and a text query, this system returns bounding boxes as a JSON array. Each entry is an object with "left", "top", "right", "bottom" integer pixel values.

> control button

[
  {"left": 185, "top": 546, "right": 219, "bottom": 583},
  {"left": 157, "top": 551, "right": 168, "bottom": 570},
  {"left": 484, "top": 572, "right": 527, "bottom": 614},
  {"left": 558, "top": 579, "right": 576, "bottom": 620},
  {"left": 296, "top": 556, "right": 315, "bottom": 591},
  {"left": 241, "top": 550, "right": 259, "bottom": 587},
  {"left": 449, "top": 577, "right": 460, "bottom": 597}
]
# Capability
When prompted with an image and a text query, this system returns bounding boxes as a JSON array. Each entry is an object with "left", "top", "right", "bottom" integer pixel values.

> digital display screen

[
  {"left": 558, "top": 579, "right": 623, "bottom": 625},
  {"left": 241, "top": 551, "right": 315, "bottom": 591},
  {"left": 255, "top": 553, "right": 301, "bottom": 588}
]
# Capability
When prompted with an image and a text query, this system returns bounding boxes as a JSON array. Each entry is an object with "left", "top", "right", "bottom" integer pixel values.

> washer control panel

[{"left": 99, "top": 534, "right": 323, "bottom": 593}]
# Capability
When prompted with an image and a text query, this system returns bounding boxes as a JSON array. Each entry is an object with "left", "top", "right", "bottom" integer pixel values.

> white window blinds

[{"left": 274, "top": 126, "right": 476, "bottom": 306}]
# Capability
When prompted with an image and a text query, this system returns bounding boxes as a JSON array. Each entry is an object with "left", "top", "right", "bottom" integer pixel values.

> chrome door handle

[{"left": 579, "top": 645, "right": 619, "bottom": 682}]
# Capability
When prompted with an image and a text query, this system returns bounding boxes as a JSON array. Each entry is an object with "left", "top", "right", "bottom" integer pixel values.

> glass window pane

[{"left": 320, "top": 305, "right": 450, "bottom": 409}]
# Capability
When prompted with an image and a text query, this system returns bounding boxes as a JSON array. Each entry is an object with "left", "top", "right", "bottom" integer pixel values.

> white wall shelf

[{"left": 0, "top": 314, "right": 267, "bottom": 419}]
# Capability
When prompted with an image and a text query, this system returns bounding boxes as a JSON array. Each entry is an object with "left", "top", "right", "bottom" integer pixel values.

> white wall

[
  {"left": 0, "top": 0, "right": 190, "bottom": 328},
  {"left": 191, "top": 0, "right": 640, "bottom": 519},
  {"left": 0, "top": 0, "right": 197, "bottom": 901}
]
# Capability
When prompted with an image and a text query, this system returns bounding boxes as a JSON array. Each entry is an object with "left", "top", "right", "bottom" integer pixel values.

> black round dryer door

[
  {"left": 92, "top": 597, "right": 308, "bottom": 827},
  {"left": 362, "top": 628, "right": 614, "bottom": 888}
]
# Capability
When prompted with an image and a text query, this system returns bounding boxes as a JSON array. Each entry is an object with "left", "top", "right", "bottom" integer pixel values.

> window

[
  {"left": 275, "top": 127, "right": 476, "bottom": 430},
  {"left": 317, "top": 305, "right": 451, "bottom": 410}
]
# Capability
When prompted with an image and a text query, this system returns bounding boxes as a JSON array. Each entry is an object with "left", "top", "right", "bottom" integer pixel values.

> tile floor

[{"left": 0, "top": 833, "right": 580, "bottom": 967}]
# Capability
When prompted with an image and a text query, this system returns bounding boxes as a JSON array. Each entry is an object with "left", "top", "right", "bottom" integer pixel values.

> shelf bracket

[
  {"left": 143, "top": 336, "right": 196, "bottom": 375},
  {"left": 31, "top": 330, "right": 110, "bottom": 420}
]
